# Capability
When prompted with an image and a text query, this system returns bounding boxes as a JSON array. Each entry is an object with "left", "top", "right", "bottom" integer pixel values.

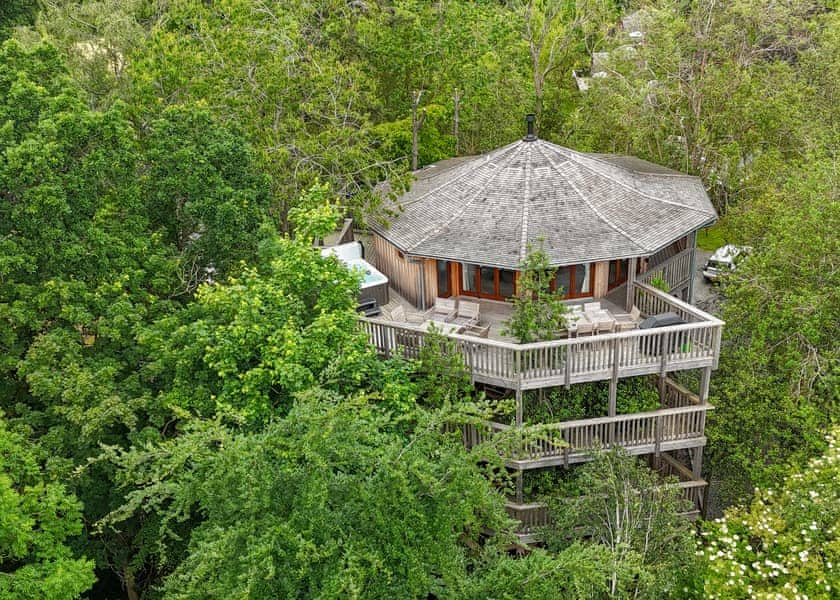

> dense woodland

[{"left": 0, "top": 1, "right": 838, "bottom": 598}]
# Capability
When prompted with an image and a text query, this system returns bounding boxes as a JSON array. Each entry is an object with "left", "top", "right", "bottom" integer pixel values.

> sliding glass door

[{"left": 460, "top": 263, "right": 517, "bottom": 300}]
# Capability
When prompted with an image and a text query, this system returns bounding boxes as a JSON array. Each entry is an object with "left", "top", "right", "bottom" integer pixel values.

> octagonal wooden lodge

[
  {"left": 370, "top": 132, "right": 716, "bottom": 308},
  {"left": 357, "top": 124, "right": 725, "bottom": 537}
]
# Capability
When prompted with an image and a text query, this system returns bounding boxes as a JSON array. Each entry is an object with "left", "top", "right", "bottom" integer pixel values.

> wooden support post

[
  {"left": 608, "top": 339, "right": 619, "bottom": 417},
  {"left": 515, "top": 388, "right": 523, "bottom": 427},
  {"left": 625, "top": 257, "right": 638, "bottom": 311},
  {"left": 688, "top": 230, "right": 698, "bottom": 304},
  {"left": 691, "top": 446, "right": 704, "bottom": 479},
  {"left": 699, "top": 366, "right": 711, "bottom": 405},
  {"left": 658, "top": 374, "right": 666, "bottom": 405},
  {"left": 564, "top": 346, "right": 571, "bottom": 389},
  {"left": 516, "top": 469, "right": 523, "bottom": 503}
]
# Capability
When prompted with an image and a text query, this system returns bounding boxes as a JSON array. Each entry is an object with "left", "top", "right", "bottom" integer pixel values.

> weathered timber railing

[
  {"left": 658, "top": 453, "right": 707, "bottom": 517},
  {"left": 505, "top": 470, "right": 705, "bottom": 534},
  {"left": 639, "top": 247, "right": 693, "bottom": 292},
  {"left": 361, "top": 283, "right": 723, "bottom": 390},
  {"left": 662, "top": 376, "right": 702, "bottom": 408},
  {"left": 506, "top": 501, "right": 550, "bottom": 534},
  {"left": 461, "top": 403, "right": 711, "bottom": 468}
]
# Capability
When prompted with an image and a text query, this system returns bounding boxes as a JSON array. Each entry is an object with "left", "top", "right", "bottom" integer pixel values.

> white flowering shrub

[{"left": 701, "top": 427, "right": 840, "bottom": 598}]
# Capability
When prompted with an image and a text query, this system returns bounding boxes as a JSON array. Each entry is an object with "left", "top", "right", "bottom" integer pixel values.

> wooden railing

[
  {"left": 461, "top": 403, "right": 711, "bottom": 468},
  {"left": 639, "top": 247, "right": 693, "bottom": 292},
  {"left": 662, "top": 376, "right": 702, "bottom": 408},
  {"left": 506, "top": 454, "right": 706, "bottom": 534},
  {"left": 658, "top": 453, "right": 707, "bottom": 517},
  {"left": 360, "top": 283, "right": 723, "bottom": 390},
  {"left": 506, "top": 472, "right": 705, "bottom": 534}
]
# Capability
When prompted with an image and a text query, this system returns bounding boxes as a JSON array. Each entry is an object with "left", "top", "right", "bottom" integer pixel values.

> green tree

[
  {"left": 104, "top": 391, "right": 515, "bottom": 599},
  {"left": 504, "top": 242, "right": 568, "bottom": 343},
  {"left": 0, "top": 418, "right": 96, "bottom": 599},
  {"left": 707, "top": 165, "right": 840, "bottom": 505},
  {"left": 543, "top": 450, "right": 701, "bottom": 598},
  {"left": 701, "top": 426, "right": 840, "bottom": 598}
]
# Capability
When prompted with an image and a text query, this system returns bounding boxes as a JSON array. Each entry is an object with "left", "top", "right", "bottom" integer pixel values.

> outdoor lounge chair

[
  {"left": 450, "top": 300, "right": 480, "bottom": 327},
  {"left": 615, "top": 306, "right": 642, "bottom": 331},
  {"left": 424, "top": 297, "right": 457, "bottom": 322},
  {"left": 583, "top": 301, "right": 601, "bottom": 313}
]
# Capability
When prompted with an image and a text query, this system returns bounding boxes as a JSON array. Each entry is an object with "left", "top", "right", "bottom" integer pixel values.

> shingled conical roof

[{"left": 370, "top": 138, "right": 716, "bottom": 269}]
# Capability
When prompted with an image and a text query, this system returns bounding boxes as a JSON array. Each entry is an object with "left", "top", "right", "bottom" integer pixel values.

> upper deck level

[{"left": 360, "top": 281, "right": 723, "bottom": 392}]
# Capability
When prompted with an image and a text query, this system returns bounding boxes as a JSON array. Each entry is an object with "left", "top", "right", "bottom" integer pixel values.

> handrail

[
  {"left": 471, "top": 404, "right": 711, "bottom": 438},
  {"left": 639, "top": 247, "right": 693, "bottom": 291},
  {"left": 362, "top": 307, "right": 720, "bottom": 353},
  {"left": 633, "top": 281, "right": 724, "bottom": 324},
  {"left": 360, "top": 281, "right": 724, "bottom": 389}
]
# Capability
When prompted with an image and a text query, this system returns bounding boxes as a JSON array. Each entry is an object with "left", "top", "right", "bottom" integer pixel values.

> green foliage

[
  {"left": 649, "top": 275, "right": 671, "bottom": 293},
  {"left": 139, "top": 230, "right": 371, "bottom": 427},
  {"left": 504, "top": 242, "right": 569, "bottom": 343},
  {"left": 523, "top": 378, "right": 661, "bottom": 424},
  {"left": 0, "top": 418, "right": 95, "bottom": 599},
  {"left": 286, "top": 182, "right": 343, "bottom": 243},
  {"left": 465, "top": 543, "right": 612, "bottom": 599},
  {"left": 697, "top": 224, "right": 727, "bottom": 252},
  {"left": 371, "top": 103, "right": 454, "bottom": 168},
  {"left": 105, "top": 392, "right": 515, "bottom": 599},
  {"left": 701, "top": 427, "right": 840, "bottom": 599},
  {"left": 415, "top": 327, "right": 475, "bottom": 408},
  {"left": 143, "top": 104, "right": 272, "bottom": 280},
  {"left": 707, "top": 166, "right": 840, "bottom": 505},
  {"left": 544, "top": 449, "right": 702, "bottom": 598}
]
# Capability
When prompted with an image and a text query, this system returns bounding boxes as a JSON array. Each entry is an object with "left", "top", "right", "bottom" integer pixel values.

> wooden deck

[
  {"left": 461, "top": 378, "right": 710, "bottom": 470},
  {"left": 361, "top": 282, "right": 723, "bottom": 392}
]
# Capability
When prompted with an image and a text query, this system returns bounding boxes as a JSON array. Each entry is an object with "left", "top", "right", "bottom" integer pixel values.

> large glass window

[
  {"left": 554, "top": 267, "right": 572, "bottom": 296},
  {"left": 499, "top": 269, "right": 516, "bottom": 297},
  {"left": 461, "top": 263, "right": 517, "bottom": 299},
  {"left": 553, "top": 263, "right": 593, "bottom": 298},
  {"left": 574, "top": 263, "right": 591, "bottom": 295},
  {"left": 436, "top": 260, "right": 451, "bottom": 297},
  {"left": 462, "top": 263, "right": 478, "bottom": 293},
  {"left": 479, "top": 266, "right": 495, "bottom": 296},
  {"left": 608, "top": 259, "right": 629, "bottom": 290}
]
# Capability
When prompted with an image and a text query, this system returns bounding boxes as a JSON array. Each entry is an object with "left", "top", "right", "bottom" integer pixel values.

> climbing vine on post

[{"left": 503, "top": 241, "right": 568, "bottom": 343}]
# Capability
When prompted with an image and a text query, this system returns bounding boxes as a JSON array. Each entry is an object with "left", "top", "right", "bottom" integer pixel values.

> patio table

[
  {"left": 566, "top": 312, "right": 590, "bottom": 336},
  {"left": 422, "top": 319, "right": 463, "bottom": 335},
  {"left": 586, "top": 309, "right": 617, "bottom": 333}
]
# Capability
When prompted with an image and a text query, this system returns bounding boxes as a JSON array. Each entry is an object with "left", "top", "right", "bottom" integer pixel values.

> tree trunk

[
  {"left": 124, "top": 566, "right": 140, "bottom": 600},
  {"left": 411, "top": 89, "right": 426, "bottom": 170},
  {"left": 453, "top": 88, "right": 461, "bottom": 155}
]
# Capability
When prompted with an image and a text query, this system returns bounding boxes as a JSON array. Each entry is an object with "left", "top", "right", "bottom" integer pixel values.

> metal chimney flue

[{"left": 523, "top": 114, "right": 537, "bottom": 142}]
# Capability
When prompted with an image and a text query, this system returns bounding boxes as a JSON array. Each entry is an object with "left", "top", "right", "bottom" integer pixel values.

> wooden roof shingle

[{"left": 371, "top": 138, "right": 717, "bottom": 269}]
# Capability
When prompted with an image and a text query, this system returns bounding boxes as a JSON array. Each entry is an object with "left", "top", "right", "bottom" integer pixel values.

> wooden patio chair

[
  {"left": 583, "top": 301, "right": 601, "bottom": 313},
  {"left": 615, "top": 306, "right": 642, "bottom": 328},
  {"left": 575, "top": 320, "right": 594, "bottom": 337},
  {"left": 615, "top": 320, "right": 637, "bottom": 332},
  {"left": 389, "top": 304, "right": 406, "bottom": 322},
  {"left": 450, "top": 299, "right": 480, "bottom": 327},
  {"left": 424, "top": 297, "right": 457, "bottom": 322},
  {"left": 597, "top": 319, "right": 615, "bottom": 334}
]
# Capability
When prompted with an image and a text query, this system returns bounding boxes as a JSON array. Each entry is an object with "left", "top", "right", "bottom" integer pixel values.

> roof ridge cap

[
  {"left": 519, "top": 143, "right": 532, "bottom": 262},
  {"left": 408, "top": 142, "right": 528, "bottom": 253},
  {"left": 536, "top": 143, "right": 649, "bottom": 254}
]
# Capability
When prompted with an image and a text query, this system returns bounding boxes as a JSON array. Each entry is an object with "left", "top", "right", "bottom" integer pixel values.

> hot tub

[
  {"left": 320, "top": 243, "right": 390, "bottom": 307},
  {"left": 345, "top": 258, "right": 390, "bottom": 307}
]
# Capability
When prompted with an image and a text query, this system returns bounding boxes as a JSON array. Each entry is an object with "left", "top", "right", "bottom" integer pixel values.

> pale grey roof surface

[{"left": 370, "top": 138, "right": 717, "bottom": 269}]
